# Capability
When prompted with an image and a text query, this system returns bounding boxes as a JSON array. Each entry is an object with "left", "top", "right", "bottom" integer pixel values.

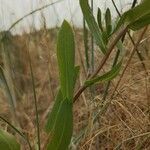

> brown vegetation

[{"left": 0, "top": 27, "right": 150, "bottom": 149}]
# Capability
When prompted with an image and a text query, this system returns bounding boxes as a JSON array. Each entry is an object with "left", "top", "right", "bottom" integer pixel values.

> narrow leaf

[
  {"left": 97, "top": 8, "right": 103, "bottom": 31},
  {"left": 129, "top": 13, "right": 150, "bottom": 30},
  {"left": 46, "top": 100, "right": 73, "bottom": 150},
  {"left": 45, "top": 90, "right": 62, "bottom": 133},
  {"left": 45, "top": 66, "right": 79, "bottom": 133},
  {"left": 102, "top": 31, "right": 109, "bottom": 45},
  {"left": 80, "top": 0, "right": 106, "bottom": 54},
  {"left": 45, "top": 20, "right": 78, "bottom": 150},
  {"left": 57, "top": 20, "right": 75, "bottom": 99},
  {"left": 105, "top": 8, "right": 112, "bottom": 36},
  {"left": 84, "top": 61, "right": 122, "bottom": 86},
  {"left": 0, "top": 129, "right": 20, "bottom": 150},
  {"left": 118, "top": 0, "right": 150, "bottom": 30}
]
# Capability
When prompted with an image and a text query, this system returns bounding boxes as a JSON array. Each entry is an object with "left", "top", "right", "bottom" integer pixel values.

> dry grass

[{"left": 0, "top": 27, "right": 150, "bottom": 149}]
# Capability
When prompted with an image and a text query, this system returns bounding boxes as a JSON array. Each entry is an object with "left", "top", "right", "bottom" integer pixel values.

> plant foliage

[
  {"left": 45, "top": 20, "right": 78, "bottom": 150},
  {"left": 0, "top": 129, "right": 20, "bottom": 150}
]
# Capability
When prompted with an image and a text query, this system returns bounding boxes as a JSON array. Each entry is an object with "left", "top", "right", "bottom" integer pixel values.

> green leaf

[
  {"left": 46, "top": 100, "right": 73, "bottom": 150},
  {"left": 84, "top": 61, "right": 122, "bottom": 87},
  {"left": 45, "top": 90, "right": 62, "bottom": 133},
  {"left": 45, "top": 66, "right": 79, "bottom": 133},
  {"left": 45, "top": 20, "right": 78, "bottom": 150},
  {"left": 57, "top": 20, "right": 75, "bottom": 99},
  {"left": 80, "top": 0, "right": 106, "bottom": 54},
  {"left": 0, "top": 129, "right": 20, "bottom": 150},
  {"left": 118, "top": 0, "right": 150, "bottom": 30},
  {"left": 102, "top": 31, "right": 108, "bottom": 45},
  {"left": 97, "top": 8, "right": 103, "bottom": 31},
  {"left": 45, "top": 91, "right": 73, "bottom": 149},
  {"left": 129, "top": 13, "right": 150, "bottom": 30},
  {"left": 45, "top": 66, "right": 79, "bottom": 143},
  {"left": 105, "top": 8, "right": 112, "bottom": 36}
]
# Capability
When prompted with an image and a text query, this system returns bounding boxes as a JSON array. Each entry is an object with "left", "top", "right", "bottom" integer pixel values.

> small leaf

[
  {"left": 97, "top": 8, "right": 103, "bottom": 31},
  {"left": 57, "top": 20, "right": 75, "bottom": 99},
  {"left": 84, "top": 61, "right": 122, "bottom": 87},
  {"left": 105, "top": 8, "right": 112, "bottom": 36},
  {"left": 80, "top": 0, "right": 106, "bottom": 54},
  {"left": 0, "top": 129, "right": 20, "bottom": 150},
  {"left": 46, "top": 100, "right": 73, "bottom": 150}
]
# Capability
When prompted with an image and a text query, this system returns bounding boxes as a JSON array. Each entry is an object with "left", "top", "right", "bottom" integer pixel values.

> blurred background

[{"left": 0, "top": 0, "right": 140, "bottom": 34}]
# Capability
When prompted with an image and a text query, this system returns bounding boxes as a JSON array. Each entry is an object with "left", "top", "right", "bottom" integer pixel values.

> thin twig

[
  {"left": 92, "top": 27, "right": 148, "bottom": 123},
  {"left": 27, "top": 43, "right": 41, "bottom": 150},
  {"left": 111, "top": 26, "right": 148, "bottom": 99},
  {"left": 73, "top": 26, "right": 128, "bottom": 102},
  {"left": 102, "top": 0, "right": 147, "bottom": 101},
  {"left": 112, "top": 0, "right": 148, "bottom": 74}
]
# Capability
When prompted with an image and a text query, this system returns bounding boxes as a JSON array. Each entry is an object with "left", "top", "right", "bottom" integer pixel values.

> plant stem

[
  {"left": 111, "top": 31, "right": 148, "bottom": 98},
  {"left": 102, "top": 49, "right": 120, "bottom": 101},
  {"left": 73, "top": 26, "right": 128, "bottom": 102},
  {"left": 27, "top": 48, "right": 41, "bottom": 150},
  {"left": 112, "top": 0, "right": 147, "bottom": 73},
  {"left": 102, "top": 0, "right": 148, "bottom": 101},
  {"left": 111, "top": 26, "right": 148, "bottom": 99},
  {"left": 94, "top": 27, "right": 148, "bottom": 127}
]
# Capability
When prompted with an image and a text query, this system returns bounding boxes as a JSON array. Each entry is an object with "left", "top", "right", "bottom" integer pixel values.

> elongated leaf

[
  {"left": 118, "top": 0, "right": 150, "bottom": 30},
  {"left": 57, "top": 20, "right": 75, "bottom": 99},
  {"left": 45, "top": 66, "right": 79, "bottom": 133},
  {"left": 45, "top": 90, "right": 62, "bottom": 133},
  {"left": 129, "top": 13, "right": 150, "bottom": 30},
  {"left": 46, "top": 100, "right": 73, "bottom": 150},
  {"left": 97, "top": 8, "right": 103, "bottom": 31},
  {"left": 105, "top": 8, "right": 112, "bottom": 36},
  {"left": 102, "top": 31, "right": 108, "bottom": 45},
  {"left": 80, "top": 0, "right": 106, "bottom": 54},
  {"left": 0, "top": 129, "right": 20, "bottom": 150},
  {"left": 45, "top": 21, "right": 78, "bottom": 150},
  {"left": 84, "top": 61, "right": 122, "bottom": 86}
]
